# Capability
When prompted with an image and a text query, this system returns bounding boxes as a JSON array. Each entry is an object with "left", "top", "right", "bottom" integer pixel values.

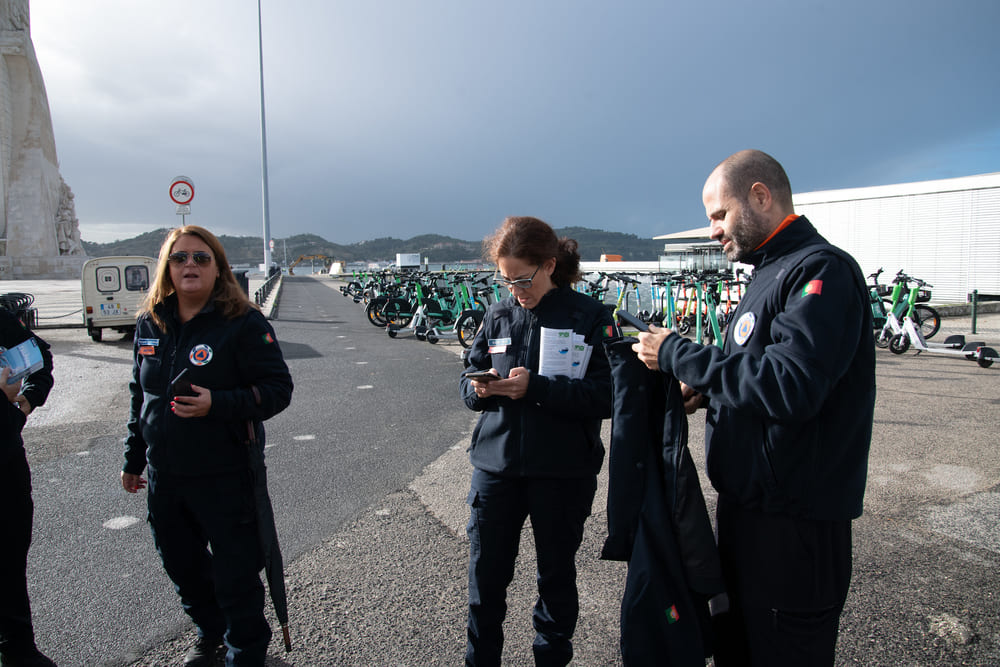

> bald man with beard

[{"left": 633, "top": 150, "right": 876, "bottom": 666}]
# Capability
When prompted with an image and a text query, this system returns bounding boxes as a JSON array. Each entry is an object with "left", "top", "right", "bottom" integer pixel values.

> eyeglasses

[
  {"left": 496, "top": 265, "right": 540, "bottom": 290},
  {"left": 168, "top": 251, "right": 213, "bottom": 266}
]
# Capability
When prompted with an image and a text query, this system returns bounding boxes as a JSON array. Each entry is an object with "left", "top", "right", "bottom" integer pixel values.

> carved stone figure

[
  {"left": 1, "top": 0, "right": 87, "bottom": 278},
  {"left": 55, "top": 179, "right": 83, "bottom": 255}
]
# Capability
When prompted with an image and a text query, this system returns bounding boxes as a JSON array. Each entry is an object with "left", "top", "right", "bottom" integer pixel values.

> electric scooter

[{"left": 889, "top": 317, "right": 997, "bottom": 368}]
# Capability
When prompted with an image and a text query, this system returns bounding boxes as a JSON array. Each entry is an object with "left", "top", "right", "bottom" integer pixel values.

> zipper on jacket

[
  {"left": 519, "top": 309, "right": 537, "bottom": 477},
  {"left": 163, "top": 317, "right": 190, "bottom": 439}
]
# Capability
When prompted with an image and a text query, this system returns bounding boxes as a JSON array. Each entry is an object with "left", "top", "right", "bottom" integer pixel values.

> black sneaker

[
  {"left": 182, "top": 636, "right": 224, "bottom": 666},
  {"left": 0, "top": 647, "right": 58, "bottom": 667}
]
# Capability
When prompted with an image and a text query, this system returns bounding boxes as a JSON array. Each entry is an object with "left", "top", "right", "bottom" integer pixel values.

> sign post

[
  {"left": 169, "top": 176, "right": 195, "bottom": 224},
  {"left": 258, "top": 0, "right": 273, "bottom": 272}
]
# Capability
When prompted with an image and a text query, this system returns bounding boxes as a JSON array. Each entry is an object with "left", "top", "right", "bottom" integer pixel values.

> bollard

[
  {"left": 233, "top": 269, "right": 250, "bottom": 296},
  {"left": 971, "top": 290, "right": 979, "bottom": 334},
  {"left": 970, "top": 290, "right": 978, "bottom": 334}
]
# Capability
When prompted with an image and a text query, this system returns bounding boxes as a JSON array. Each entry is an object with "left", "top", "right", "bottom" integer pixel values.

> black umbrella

[{"left": 247, "top": 421, "right": 292, "bottom": 652}]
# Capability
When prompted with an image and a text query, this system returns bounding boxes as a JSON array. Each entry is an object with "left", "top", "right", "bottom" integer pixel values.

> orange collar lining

[{"left": 754, "top": 214, "right": 800, "bottom": 251}]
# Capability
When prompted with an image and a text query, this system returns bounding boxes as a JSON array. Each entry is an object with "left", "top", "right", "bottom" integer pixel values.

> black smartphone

[
  {"left": 616, "top": 310, "right": 652, "bottom": 332},
  {"left": 465, "top": 370, "right": 500, "bottom": 382},
  {"left": 169, "top": 368, "right": 197, "bottom": 397}
]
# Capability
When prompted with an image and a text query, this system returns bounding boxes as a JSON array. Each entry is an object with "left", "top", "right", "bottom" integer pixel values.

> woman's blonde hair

[{"left": 139, "top": 225, "right": 256, "bottom": 330}]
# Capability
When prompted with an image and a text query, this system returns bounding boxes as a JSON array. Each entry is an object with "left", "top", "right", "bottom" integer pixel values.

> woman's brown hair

[
  {"left": 483, "top": 216, "right": 582, "bottom": 288},
  {"left": 139, "top": 225, "right": 256, "bottom": 330}
]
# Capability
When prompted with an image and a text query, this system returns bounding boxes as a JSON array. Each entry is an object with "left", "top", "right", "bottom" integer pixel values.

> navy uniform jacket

[
  {"left": 123, "top": 296, "right": 293, "bottom": 477},
  {"left": 0, "top": 310, "right": 54, "bottom": 462},
  {"left": 460, "top": 286, "right": 614, "bottom": 479},
  {"left": 657, "top": 216, "right": 875, "bottom": 520},
  {"left": 602, "top": 338, "right": 723, "bottom": 665}
]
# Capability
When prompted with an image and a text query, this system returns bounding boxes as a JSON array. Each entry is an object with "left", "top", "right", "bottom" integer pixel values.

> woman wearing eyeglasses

[
  {"left": 120, "top": 226, "right": 292, "bottom": 667},
  {"left": 459, "top": 217, "right": 614, "bottom": 667}
]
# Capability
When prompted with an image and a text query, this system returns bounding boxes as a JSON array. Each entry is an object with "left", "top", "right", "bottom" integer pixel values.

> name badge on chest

[
  {"left": 488, "top": 337, "right": 512, "bottom": 354},
  {"left": 137, "top": 338, "right": 159, "bottom": 356}
]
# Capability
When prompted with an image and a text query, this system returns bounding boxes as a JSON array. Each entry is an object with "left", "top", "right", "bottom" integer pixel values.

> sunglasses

[
  {"left": 496, "top": 265, "right": 540, "bottom": 290},
  {"left": 168, "top": 251, "right": 213, "bottom": 266}
]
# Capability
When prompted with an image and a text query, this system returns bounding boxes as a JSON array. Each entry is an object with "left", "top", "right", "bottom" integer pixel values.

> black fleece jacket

[
  {"left": 124, "top": 296, "right": 292, "bottom": 476},
  {"left": 657, "top": 216, "right": 875, "bottom": 520},
  {"left": 0, "top": 310, "right": 54, "bottom": 463},
  {"left": 460, "top": 286, "right": 614, "bottom": 479}
]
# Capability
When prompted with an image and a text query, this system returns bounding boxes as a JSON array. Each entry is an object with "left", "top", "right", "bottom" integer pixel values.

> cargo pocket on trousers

[{"left": 466, "top": 488, "right": 481, "bottom": 557}]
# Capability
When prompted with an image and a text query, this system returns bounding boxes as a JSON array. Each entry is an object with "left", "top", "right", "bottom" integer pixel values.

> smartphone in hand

[
  {"left": 465, "top": 370, "right": 500, "bottom": 382},
  {"left": 169, "top": 368, "right": 197, "bottom": 397},
  {"left": 616, "top": 310, "right": 652, "bottom": 332}
]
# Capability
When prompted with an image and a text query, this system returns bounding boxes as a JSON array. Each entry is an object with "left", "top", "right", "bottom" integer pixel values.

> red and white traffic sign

[{"left": 169, "top": 176, "right": 195, "bottom": 205}]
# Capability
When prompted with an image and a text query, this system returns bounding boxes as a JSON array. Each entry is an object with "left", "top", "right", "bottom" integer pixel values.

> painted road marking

[{"left": 103, "top": 516, "right": 141, "bottom": 530}]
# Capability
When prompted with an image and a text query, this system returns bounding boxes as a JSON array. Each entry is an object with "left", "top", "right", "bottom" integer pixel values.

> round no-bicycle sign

[{"left": 169, "top": 176, "right": 195, "bottom": 205}]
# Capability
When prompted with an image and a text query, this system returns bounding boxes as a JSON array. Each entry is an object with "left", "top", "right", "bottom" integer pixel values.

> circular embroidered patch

[
  {"left": 733, "top": 312, "right": 756, "bottom": 346},
  {"left": 189, "top": 344, "right": 214, "bottom": 366}
]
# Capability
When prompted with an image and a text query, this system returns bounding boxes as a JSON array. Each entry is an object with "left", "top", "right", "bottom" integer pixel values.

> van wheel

[{"left": 90, "top": 328, "right": 103, "bottom": 342}]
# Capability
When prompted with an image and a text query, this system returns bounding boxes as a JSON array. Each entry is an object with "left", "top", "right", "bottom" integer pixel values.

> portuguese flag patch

[
  {"left": 666, "top": 604, "right": 680, "bottom": 624},
  {"left": 802, "top": 280, "right": 823, "bottom": 297}
]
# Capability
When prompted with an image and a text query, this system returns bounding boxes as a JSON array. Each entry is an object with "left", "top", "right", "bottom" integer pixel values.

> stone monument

[{"left": 1, "top": 0, "right": 86, "bottom": 278}]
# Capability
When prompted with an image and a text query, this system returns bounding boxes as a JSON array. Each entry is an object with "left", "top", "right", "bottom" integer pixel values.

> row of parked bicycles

[
  {"left": 869, "top": 268, "right": 995, "bottom": 368},
  {"left": 337, "top": 268, "right": 750, "bottom": 349},
  {"left": 335, "top": 266, "right": 995, "bottom": 367}
]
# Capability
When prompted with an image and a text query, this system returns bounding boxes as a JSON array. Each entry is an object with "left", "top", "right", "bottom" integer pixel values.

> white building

[
  {"left": 657, "top": 172, "right": 1000, "bottom": 303},
  {"left": 794, "top": 172, "right": 1000, "bottom": 302},
  {"left": 653, "top": 227, "right": 729, "bottom": 273}
]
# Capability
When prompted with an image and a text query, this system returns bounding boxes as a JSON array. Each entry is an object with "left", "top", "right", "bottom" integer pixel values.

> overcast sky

[{"left": 27, "top": 0, "right": 1000, "bottom": 246}]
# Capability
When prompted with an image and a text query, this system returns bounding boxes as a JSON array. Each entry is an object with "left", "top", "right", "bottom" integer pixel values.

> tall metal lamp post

[{"left": 257, "top": 0, "right": 272, "bottom": 272}]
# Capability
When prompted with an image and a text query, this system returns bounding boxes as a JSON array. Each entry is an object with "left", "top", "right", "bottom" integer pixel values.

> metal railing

[{"left": 254, "top": 273, "right": 281, "bottom": 307}]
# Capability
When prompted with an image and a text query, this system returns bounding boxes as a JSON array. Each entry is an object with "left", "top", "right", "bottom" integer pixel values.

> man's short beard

[{"left": 728, "top": 205, "right": 773, "bottom": 262}]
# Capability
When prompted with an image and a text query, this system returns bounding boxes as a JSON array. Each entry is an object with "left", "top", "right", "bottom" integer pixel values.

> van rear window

[
  {"left": 96, "top": 267, "right": 121, "bottom": 293},
  {"left": 125, "top": 266, "right": 149, "bottom": 291}
]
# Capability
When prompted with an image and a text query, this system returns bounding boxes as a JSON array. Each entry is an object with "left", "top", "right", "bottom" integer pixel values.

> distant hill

[
  {"left": 81, "top": 227, "right": 665, "bottom": 265},
  {"left": 553, "top": 227, "right": 666, "bottom": 261}
]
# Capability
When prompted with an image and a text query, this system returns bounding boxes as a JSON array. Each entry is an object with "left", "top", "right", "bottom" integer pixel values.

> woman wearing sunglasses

[
  {"left": 459, "top": 216, "right": 614, "bottom": 666},
  {"left": 120, "top": 226, "right": 292, "bottom": 667}
]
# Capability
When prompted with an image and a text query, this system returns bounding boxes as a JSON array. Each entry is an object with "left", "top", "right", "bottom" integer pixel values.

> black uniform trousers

[
  {"left": 712, "top": 497, "right": 852, "bottom": 667},
  {"left": 465, "top": 469, "right": 597, "bottom": 667},
  {"left": 147, "top": 467, "right": 270, "bottom": 666},
  {"left": 0, "top": 449, "right": 38, "bottom": 660}
]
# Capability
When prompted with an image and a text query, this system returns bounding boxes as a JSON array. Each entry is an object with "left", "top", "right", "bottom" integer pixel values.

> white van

[{"left": 81, "top": 256, "right": 157, "bottom": 342}]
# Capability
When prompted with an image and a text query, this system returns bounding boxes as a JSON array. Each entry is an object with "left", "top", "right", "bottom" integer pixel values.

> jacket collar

[
  {"left": 156, "top": 293, "right": 218, "bottom": 326},
  {"left": 533, "top": 285, "right": 565, "bottom": 311},
  {"left": 743, "top": 215, "right": 821, "bottom": 269}
]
